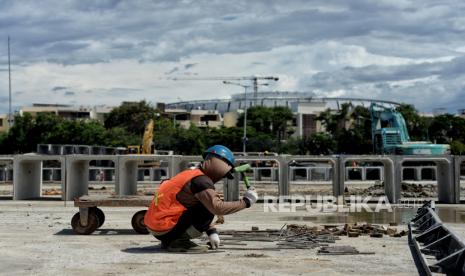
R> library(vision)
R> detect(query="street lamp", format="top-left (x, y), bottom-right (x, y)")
top-left (223, 81), bottom-right (250, 153)
top-left (223, 81), bottom-right (270, 153)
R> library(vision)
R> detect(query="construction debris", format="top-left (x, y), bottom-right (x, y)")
top-left (244, 253), bottom-right (267, 257)
top-left (220, 223), bottom-right (406, 243)
top-left (43, 189), bottom-right (61, 196)
top-left (318, 246), bottom-right (375, 255)
top-left (88, 186), bottom-right (107, 191)
top-left (400, 182), bottom-right (437, 198)
top-left (214, 223), bottom-right (407, 253)
top-left (370, 232), bottom-right (383, 238)
top-left (244, 253), bottom-right (268, 258)
top-left (285, 223), bottom-right (407, 238)
top-left (349, 182), bottom-right (437, 198)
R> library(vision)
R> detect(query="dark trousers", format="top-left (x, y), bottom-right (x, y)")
top-left (155, 203), bottom-right (214, 244)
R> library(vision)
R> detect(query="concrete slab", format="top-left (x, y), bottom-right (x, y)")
top-left (0, 201), bottom-right (425, 275)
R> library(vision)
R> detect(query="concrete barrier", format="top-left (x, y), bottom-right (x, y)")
top-left (135, 167), bottom-right (168, 182)
top-left (171, 155), bottom-right (203, 175)
top-left (340, 155), bottom-right (396, 202)
top-left (4, 153), bottom-right (463, 203)
top-left (0, 157), bottom-right (14, 186)
top-left (224, 156), bottom-right (283, 200)
top-left (402, 166), bottom-right (437, 181)
top-left (252, 167), bottom-right (279, 181)
top-left (13, 155), bottom-right (66, 200)
top-left (289, 166), bottom-right (332, 181)
top-left (366, 166), bottom-right (384, 181)
top-left (0, 168), bottom-right (4, 182)
top-left (345, 166), bottom-right (363, 181)
top-left (117, 155), bottom-right (176, 196)
top-left (345, 166), bottom-right (384, 181)
top-left (397, 155), bottom-right (456, 204)
top-left (65, 155), bottom-right (118, 200)
top-left (455, 156), bottom-right (465, 200)
top-left (286, 156), bottom-right (339, 196)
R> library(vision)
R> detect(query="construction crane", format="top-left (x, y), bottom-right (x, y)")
top-left (172, 76), bottom-right (279, 105)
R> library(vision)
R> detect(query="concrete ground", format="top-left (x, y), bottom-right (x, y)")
top-left (0, 200), bottom-right (432, 276)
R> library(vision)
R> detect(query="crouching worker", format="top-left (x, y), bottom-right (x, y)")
top-left (144, 145), bottom-right (258, 253)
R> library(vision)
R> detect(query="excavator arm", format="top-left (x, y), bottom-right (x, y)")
top-left (141, 119), bottom-right (154, 154)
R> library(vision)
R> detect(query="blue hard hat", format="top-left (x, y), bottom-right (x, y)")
top-left (203, 145), bottom-right (235, 167)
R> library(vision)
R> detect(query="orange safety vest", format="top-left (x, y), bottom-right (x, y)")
top-left (144, 169), bottom-right (204, 232)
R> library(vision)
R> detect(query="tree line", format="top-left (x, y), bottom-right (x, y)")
top-left (0, 101), bottom-right (464, 155)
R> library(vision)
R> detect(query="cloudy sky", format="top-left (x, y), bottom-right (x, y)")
top-left (1, 0), bottom-right (465, 114)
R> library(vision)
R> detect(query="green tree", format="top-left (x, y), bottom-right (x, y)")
top-left (278, 137), bottom-right (307, 155)
top-left (104, 127), bottom-right (140, 147)
top-left (316, 108), bottom-right (338, 134)
top-left (174, 125), bottom-right (206, 155)
top-left (104, 101), bottom-right (159, 134)
top-left (341, 105), bottom-right (373, 154)
top-left (396, 104), bottom-right (429, 140)
top-left (270, 106), bottom-right (294, 142)
top-left (429, 114), bottom-right (455, 144)
top-left (306, 133), bottom-right (336, 155)
top-left (316, 103), bottom-right (373, 154)
top-left (205, 126), bottom-right (244, 152)
top-left (449, 116), bottom-right (465, 143)
top-left (247, 131), bottom-right (275, 153)
top-left (2, 113), bottom-right (39, 153)
top-left (451, 140), bottom-right (465, 155)
top-left (0, 112), bottom-right (139, 154)
top-left (238, 106), bottom-right (273, 134)
top-left (238, 106), bottom-right (294, 139)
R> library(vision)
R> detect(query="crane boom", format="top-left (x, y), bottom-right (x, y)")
top-left (171, 76), bottom-right (278, 81)
top-left (172, 75), bottom-right (279, 105)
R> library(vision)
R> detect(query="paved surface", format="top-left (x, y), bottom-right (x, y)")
top-left (0, 200), bottom-right (432, 275)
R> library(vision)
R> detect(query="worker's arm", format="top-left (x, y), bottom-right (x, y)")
top-left (190, 175), bottom-right (251, 216)
top-left (195, 189), bottom-right (250, 216)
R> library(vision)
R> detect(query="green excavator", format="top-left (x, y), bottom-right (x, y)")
top-left (370, 103), bottom-right (450, 155)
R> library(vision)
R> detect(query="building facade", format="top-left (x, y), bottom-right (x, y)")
top-left (0, 114), bottom-right (10, 133)
top-left (9, 93), bottom-right (412, 138)
top-left (166, 91), bottom-right (402, 137)
top-left (19, 104), bottom-right (113, 122)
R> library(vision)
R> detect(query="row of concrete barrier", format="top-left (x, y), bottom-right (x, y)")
top-left (37, 144), bottom-right (126, 155)
top-left (2, 154), bottom-right (464, 203)
top-left (1, 165), bottom-right (444, 183)
top-left (36, 144), bottom-right (174, 156)
top-left (227, 155), bottom-right (464, 204)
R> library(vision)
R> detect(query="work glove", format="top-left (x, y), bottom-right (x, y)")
top-left (208, 233), bottom-right (220, 249)
top-left (243, 187), bottom-right (258, 207)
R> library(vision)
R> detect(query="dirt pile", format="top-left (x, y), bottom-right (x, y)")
top-left (346, 182), bottom-right (437, 198)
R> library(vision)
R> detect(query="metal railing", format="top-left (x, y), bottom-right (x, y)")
top-left (408, 201), bottom-right (465, 275)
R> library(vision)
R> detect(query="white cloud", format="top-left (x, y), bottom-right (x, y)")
top-left (0, 0), bottom-right (465, 114)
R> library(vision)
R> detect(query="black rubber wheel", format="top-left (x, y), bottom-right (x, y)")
top-left (91, 207), bottom-right (105, 228)
top-left (71, 211), bottom-right (100, 235)
top-left (131, 210), bottom-right (149, 234)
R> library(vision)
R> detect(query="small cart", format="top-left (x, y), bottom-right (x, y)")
top-left (71, 195), bottom-right (152, 235)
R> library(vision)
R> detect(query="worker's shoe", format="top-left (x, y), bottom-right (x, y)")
top-left (185, 226), bottom-right (202, 239)
top-left (167, 238), bottom-right (208, 253)
top-left (160, 241), bottom-right (169, 250)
